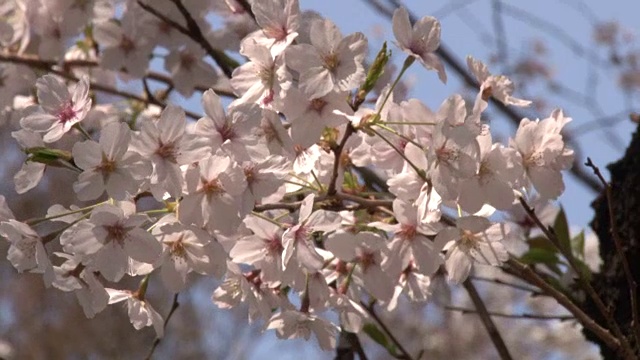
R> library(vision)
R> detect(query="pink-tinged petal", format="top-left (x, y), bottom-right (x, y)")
top-left (529, 166), bottom-right (564, 199)
top-left (125, 228), bottom-right (161, 263)
top-left (178, 193), bottom-right (206, 227)
top-left (363, 265), bottom-right (394, 301)
top-left (324, 232), bottom-right (359, 261)
top-left (414, 16), bottom-right (441, 52)
top-left (93, 21), bottom-right (123, 47)
top-left (420, 53), bottom-right (447, 83)
top-left (43, 125), bottom-right (68, 143)
top-left (484, 178), bottom-right (515, 210)
top-left (100, 122), bottom-right (131, 160)
top-left (458, 178), bottom-right (485, 214)
top-left (445, 248), bottom-right (472, 284)
top-left (392, 7), bottom-right (412, 49)
top-left (73, 171), bottom-right (105, 201)
top-left (60, 223), bottom-right (103, 256)
top-left (412, 236), bottom-right (442, 275)
top-left (456, 216), bottom-right (492, 234)
top-left (230, 237), bottom-right (266, 265)
top-left (298, 193), bottom-right (315, 222)
top-left (310, 19), bottom-right (341, 54)
top-left (14, 162), bottom-right (45, 194)
top-left (72, 140), bottom-right (102, 170)
top-left (105, 171), bottom-right (136, 200)
top-left (106, 288), bottom-right (132, 304)
top-left (307, 210), bottom-right (342, 232)
top-left (281, 226), bottom-right (298, 269)
top-left (296, 240), bottom-right (324, 271)
top-left (161, 257), bottom-right (187, 292)
top-left (202, 89), bottom-right (226, 128)
top-left (299, 66), bottom-right (334, 99)
top-left (158, 105), bottom-right (185, 143)
top-left (285, 43), bottom-right (321, 71)
top-left (95, 244), bottom-right (127, 281)
top-left (20, 111), bottom-right (57, 132)
top-left (36, 75), bottom-right (69, 113)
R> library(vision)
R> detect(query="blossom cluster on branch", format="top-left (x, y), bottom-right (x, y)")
top-left (0, 0), bottom-right (580, 354)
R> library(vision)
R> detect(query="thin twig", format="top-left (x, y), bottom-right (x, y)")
top-left (145, 293), bottom-right (180, 360)
top-left (327, 124), bottom-right (356, 196)
top-left (518, 196), bottom-right (634, 356)
top-left (0, 52), bottom-right (206, 119)
top-left (469, 275), bottom-right (542, 295)
top-left (362, 301), bottom-right (414, 360)
top-left (444, 305), bottom-right (575, 321)
top-left (462, 279), bottom-right (513, 360)
top-left (252, 193), bottom-right (393, 213)
top-left (0, 52), bottom-right (236, 98)
top-left (164, 0), bottom-right (238, 78)
top-left (585, 157), bottom-right (640, 346)
top-left (506, 258), bottom-right (626, 357)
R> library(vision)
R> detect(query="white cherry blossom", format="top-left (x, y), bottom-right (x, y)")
top-left (20, 74), bottom-right (91, 143)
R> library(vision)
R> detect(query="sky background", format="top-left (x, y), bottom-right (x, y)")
top-left (299, 0), bottom-right (640, 230)
top-left (1, 1), bottom-right (639, 358)
top-left (243, 1), bottom-right (640, 358)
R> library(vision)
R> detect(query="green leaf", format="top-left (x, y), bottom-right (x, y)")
top-left (26, 147), bottom-right (73, 167)
top-left (553, 207), bottom-right (571, 253)
top-left (363, 323), bottom-right (399, 357)
top-left (571, 231), bottom-right (586, 259)
top-left (520, 248), bottom-right (560, 265)
top-left (527, 235), bottom-right (557, 253)
top-left (520, 248), bottom-right (563, 275)
top-left (354, 42), bottom-right (391, 108)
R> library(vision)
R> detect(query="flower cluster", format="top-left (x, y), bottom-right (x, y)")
top-left (0, 0), bottom-right (575, 352)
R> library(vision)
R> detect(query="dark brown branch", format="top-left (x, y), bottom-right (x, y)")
top-left (327, 124), bottom-right (356, 196)
top-left (585, 157), bottom-right (640, 346)
top-left (506, 258), bottom-right (627, 357)
top-left (444, 305), bottom-right (574, 321)
top-left (469, 275), bottom-right (542, 295)
top-left (462, 279), bottom-right (513, 360)
top-left (518, 196), bottom-right (633, 356)
top-left (362, 301), bottom-right (414, 360)
top-left (164, 0), bottom-right (238, 78)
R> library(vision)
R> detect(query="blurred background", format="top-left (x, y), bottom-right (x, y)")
top-left (0, 0), bottom-right (639, 358)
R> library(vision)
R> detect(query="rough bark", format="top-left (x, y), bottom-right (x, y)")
top-left (586, 123), bottom-right (640, 359)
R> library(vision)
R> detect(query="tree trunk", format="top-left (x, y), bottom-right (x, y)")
top-left (586, 123), bottom-right (640, 359)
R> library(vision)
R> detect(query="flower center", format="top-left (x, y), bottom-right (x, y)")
top-left (120, 36), bottom-right (136, 55)
top-left (309, 98), bottom-right (327, 114)
top-left (322, 52), bottom-right (340, 71)
top-left (202, 178), bottom-right (223, 196)
top-left (57, 100), bottom-right (77, 124)
top-left (217, 122), bottom-right (236, 142)
top-left (399, 223), bottom-right (417, 241)
top-left (105, 223), bottom-right (127, 246)
top-left (169, 235), bottom-right (187, 258)
top-left (155, 141), bottom-right (177, 163)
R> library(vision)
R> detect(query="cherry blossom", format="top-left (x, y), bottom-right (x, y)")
top-left (72, 122), bottom-right (152, 201)
top-left (392, 7), bottom-right (447, 82)
top-left (107, 288), bottom-right (165, 338)
top-left (285, 18), bottom-right (367, 98)
top-left (266, 310), bottom-right (339, 351)
top-left (435, 216), bottom-right (510, 284)
top-left (0, 0), bottom-right (588, 355)
top-left (60, 204), bottom-right (161, 282)
top-left (20, 74), bottom-right (91, 143)
top-left (511, 109), bottom-right (574, 199)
